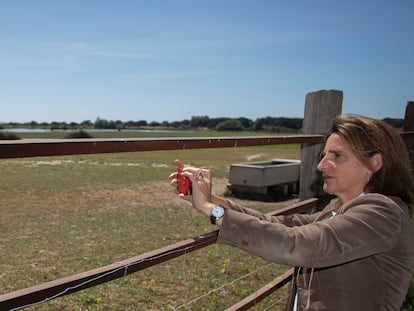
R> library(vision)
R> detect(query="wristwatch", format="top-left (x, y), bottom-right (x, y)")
top-left (210, 205), bottom-right (225, 224)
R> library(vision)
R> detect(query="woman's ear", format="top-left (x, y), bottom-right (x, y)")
top-left (370, 153), bottom-right (384, 173)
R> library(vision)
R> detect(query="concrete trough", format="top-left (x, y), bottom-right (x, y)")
top-left (228, 159), bottom-right (301, 199)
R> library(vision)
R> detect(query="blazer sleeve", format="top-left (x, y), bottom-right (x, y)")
top-left (218, 194), bottom-right (403, 268)
top-left (228, 199), bottom-right (323, 227)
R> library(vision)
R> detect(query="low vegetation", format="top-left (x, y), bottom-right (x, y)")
top-left (0, 131), bottom-right (20, 140)
top-left (0, 144), bottom-right (300, 310)
top-left (64, 130), bottom-right (93, 139)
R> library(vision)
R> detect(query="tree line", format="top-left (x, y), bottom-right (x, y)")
top-left (1, 116), bottom-right (404, 133)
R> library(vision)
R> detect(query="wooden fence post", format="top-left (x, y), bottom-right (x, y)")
top-left (403, 101), bottom-right (414, 173)
top-left (299, 90), bottom-right (343, 201)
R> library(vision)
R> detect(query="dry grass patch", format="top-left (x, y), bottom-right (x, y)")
top-left (0, 146), bottom-right (298, 310)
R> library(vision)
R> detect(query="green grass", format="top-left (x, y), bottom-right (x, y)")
top-left (0, 145), bottom-right (299, 310)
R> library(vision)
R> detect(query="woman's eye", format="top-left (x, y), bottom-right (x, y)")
top-left (320, 151), bottom-right (344, 162)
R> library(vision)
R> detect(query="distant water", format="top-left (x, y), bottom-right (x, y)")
top-left (5, 128), bottom-right (50, 133)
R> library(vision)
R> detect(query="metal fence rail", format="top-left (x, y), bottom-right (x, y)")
top-left (0, 135), bottom-right (323, 158)
top-left (0, 197), bottom-right (320, 310)
top-left (1, 131), bottom-right (412, 310)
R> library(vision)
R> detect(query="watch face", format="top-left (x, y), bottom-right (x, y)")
top-left (212, 205), bottom-right (225, 218)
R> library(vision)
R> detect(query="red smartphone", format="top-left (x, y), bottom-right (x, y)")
top-left (177, 168), bottom-right (191, 195)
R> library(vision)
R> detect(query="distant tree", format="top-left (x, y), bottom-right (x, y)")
top-left (137, 120), bottom-right (148, 127)
top-left (170, 121), bottom-right (181, 128)
top-left (215, 119), bottom-right (243, 131)
top-left (253, 118), bottom-right (266, 131)
top-left (126, 120), bottom-right (147, 127)
top-left (282, 117), bottom-right (302, 130)
top-left (51, 121), bottom-right (69, 130)
top-left (81, 120), bottom-right (93, 128)
top-left (190, 116), bottom-right (210, 128)
top-left (95, 117), bottom-right (110, 129)
top-left (236, 117), bottom-right (253, 129)
top-left (383, 118), bottom-right (403, 129)
top-left (180, 119), bottom-right (191, 129)
top-left (207, 117), bottom-right (230, 129)
top-left (4, 116), bottom-right (308, 132)
top-left (113, 120), bottom-right (124, 130)
top-left (108, 120), bottom-right (115, 129)
top-left (253, 117), bottom-right (302, 132)
top-left (149, 121), bottom-right (161, 127)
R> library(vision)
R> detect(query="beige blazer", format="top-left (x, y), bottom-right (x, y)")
top-left (217, 194), bottom-right (414, 311)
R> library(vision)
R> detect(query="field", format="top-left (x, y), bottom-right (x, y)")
top-left (0, 133), bottom-right (301, 310)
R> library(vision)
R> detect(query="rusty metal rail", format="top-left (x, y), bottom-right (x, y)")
top-left (0, 231), bottom-right (219, 310)
top-left (0, 194), bottom-right (319, 310)
top-left (1, 131), bottom-right (412, 310)
top-left (225, 268), bottom-right (295, 311)
top-left (0, 135), bottom-right (323, 159)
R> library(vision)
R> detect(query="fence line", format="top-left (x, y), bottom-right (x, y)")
top-left (225, 268), bottom-right (294, 311)
top-left (1, 130), bottom-right (413, 310)
top-left (0, 195), bottom-right (320, 310)
top-left (0, 135), bottom-right (323, 158)
top-left (174, 262), bottom-right (279, 310)
top-left (0, 231), bottom-right (218, 310)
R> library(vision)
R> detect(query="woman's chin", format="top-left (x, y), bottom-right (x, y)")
top-left (323, 185), bottom-right (334, 195)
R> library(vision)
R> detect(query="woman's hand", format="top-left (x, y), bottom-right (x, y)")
top-left (169, 159), bottom-right (214, 218)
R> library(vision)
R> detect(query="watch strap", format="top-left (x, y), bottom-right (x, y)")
top-left (210, 214), bottom-right (218, 225)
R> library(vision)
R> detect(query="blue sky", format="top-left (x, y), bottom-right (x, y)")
top-left (0, 0), bottom-right (413, 123)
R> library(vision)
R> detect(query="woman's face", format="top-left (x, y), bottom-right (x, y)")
top-left (317, 133), bottom-right (373, 203)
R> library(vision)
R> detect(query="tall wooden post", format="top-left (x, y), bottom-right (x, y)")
top-left (403, 101), bottom-right (414, 173)
top-left (299, 90), bottom-right (343, 201)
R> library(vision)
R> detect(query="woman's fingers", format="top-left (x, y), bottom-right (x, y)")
top-left (170, 160), bottom-right (212, 205)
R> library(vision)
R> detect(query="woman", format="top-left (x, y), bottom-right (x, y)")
top-left (170, 115), bottom-right (414, 310)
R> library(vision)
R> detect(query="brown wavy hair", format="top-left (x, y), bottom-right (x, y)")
top-left (326, 114), bottom-right (414, 217)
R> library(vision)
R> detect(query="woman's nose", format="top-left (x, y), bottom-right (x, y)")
top-left (317, 156), bottom-right (327, 172)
